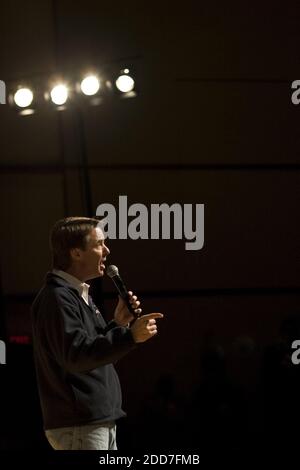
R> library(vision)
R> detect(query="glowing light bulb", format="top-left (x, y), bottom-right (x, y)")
top-left (14, 88), bottom-right (33, 108)
top-left (50, 84), bottom-right (68, 105)
top-left (115, 75), bottom-right (135, 93)
top-left (80, 75), bottom-right (100, 96)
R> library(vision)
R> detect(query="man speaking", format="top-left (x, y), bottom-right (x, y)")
top-left (31, 217), bottom-right (163, 450)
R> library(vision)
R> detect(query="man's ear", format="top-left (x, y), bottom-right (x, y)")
top-left (70, 247), bottom-right (82, 261)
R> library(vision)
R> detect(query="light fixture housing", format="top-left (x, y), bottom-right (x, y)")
top-left (8, 65), bottom-right (139, 115)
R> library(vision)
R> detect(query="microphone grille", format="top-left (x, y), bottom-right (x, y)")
top-left (107, 265), bottom-right (119, 278)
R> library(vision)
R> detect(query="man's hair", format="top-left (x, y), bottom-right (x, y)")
top-left (50, 217), bottom-right (100, 270)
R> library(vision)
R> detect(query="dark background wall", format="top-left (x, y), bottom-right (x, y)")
top-left (0, 0), bottom-right (300, 455)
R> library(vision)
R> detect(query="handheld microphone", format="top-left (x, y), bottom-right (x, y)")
top-left (106, 265), bottom-right (139, 317)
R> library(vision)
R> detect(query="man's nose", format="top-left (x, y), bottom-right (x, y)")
top-left (104, 244), bottom-right (110, 256)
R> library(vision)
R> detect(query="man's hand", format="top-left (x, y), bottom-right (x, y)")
top-left (130, 312), bottom-right (164, 343)
top-left (114, 291), bottom-right (142, 327)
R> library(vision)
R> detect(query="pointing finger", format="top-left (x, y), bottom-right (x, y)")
top-left (141, 313), bottom-right (164, 321)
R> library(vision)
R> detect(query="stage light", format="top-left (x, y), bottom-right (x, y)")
top-left (80, 75), bottom-right (100, 96)
top-left (9, 64), bottom-right (139, 116)
top-left (14, 88), bottom-right (33, 108)
top-left (115, 70), bottom-right (135, 93)
top-left (50, 84), bottom-right (68, 105)
top-left (10, 87), bottom-right (36, 115)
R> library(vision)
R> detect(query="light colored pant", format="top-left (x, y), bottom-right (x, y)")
top-left (45, 421), bottom-right (117, 450)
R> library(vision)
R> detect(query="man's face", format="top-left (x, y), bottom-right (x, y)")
top-left (74, 227), bottom-right (110, 281)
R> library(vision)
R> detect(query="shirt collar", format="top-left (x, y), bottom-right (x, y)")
top-left (52, 269), bottom-right (90, 305)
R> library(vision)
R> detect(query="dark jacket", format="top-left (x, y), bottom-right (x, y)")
top-left (31, 272), bottom-right (136, 430)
